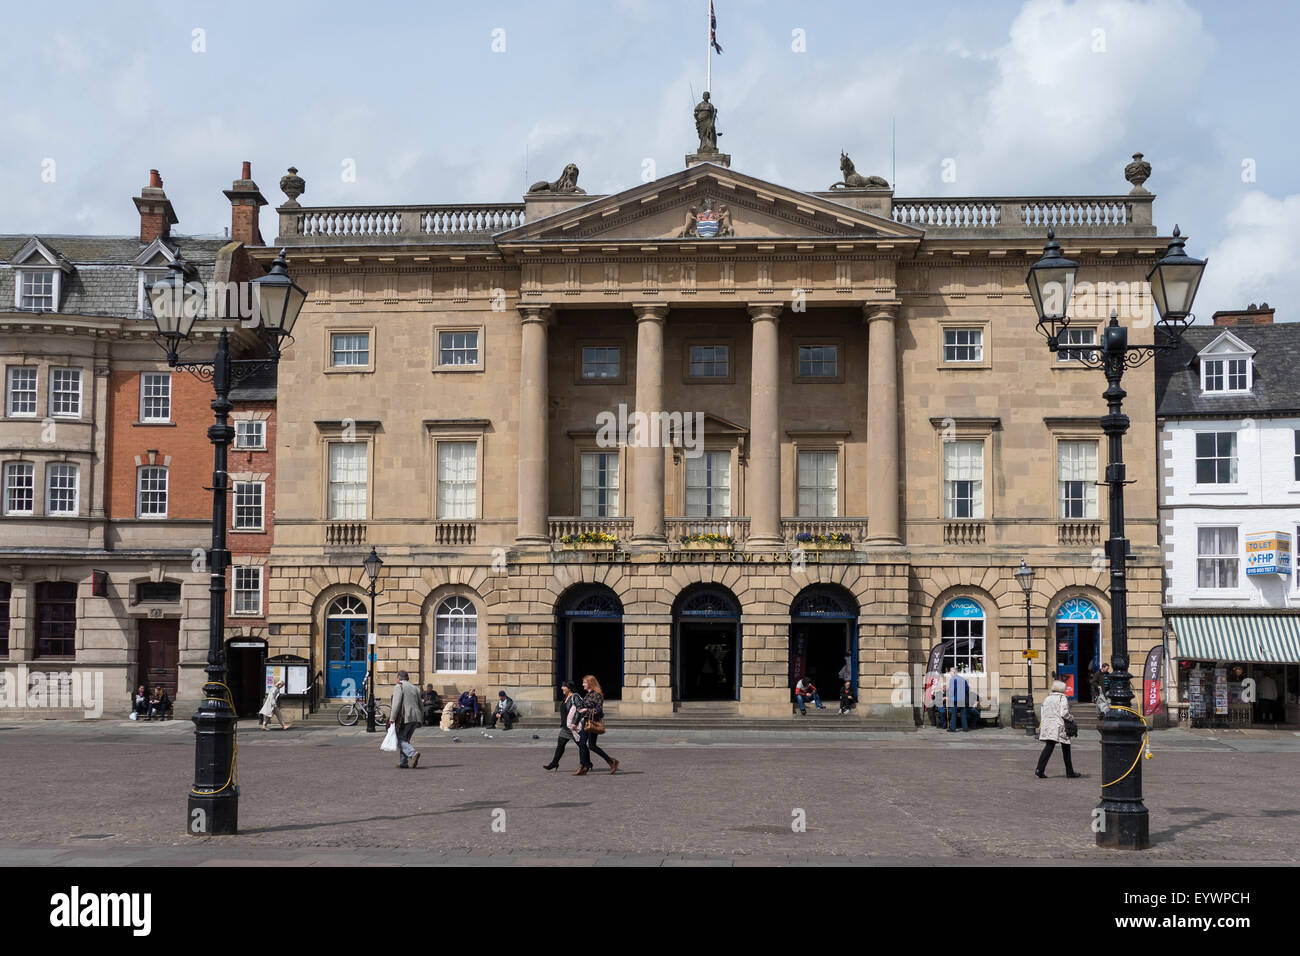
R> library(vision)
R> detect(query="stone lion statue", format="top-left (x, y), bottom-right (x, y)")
top-left (829, 153), bottom-right (889, 189)
top-left (528, 163), bottom-right (585, 194)
top-left (716, 203), bottom-right (734, 237)
top-left (668, 206), bottom-right (698, 238)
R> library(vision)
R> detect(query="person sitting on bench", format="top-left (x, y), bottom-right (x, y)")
top-left (455, 688), bottom-right (480, 726)
top-left (421, 684), bottom-right (442, 725)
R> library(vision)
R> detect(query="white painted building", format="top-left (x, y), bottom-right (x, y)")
top-left (1156, 305), bottom-right (1300, 726)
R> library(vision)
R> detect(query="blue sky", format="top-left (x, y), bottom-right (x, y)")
top-left (3, 0), bottom-right (1298, 316)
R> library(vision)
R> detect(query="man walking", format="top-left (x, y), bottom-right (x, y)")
top-left (947, 668), bottom-right (970, 732)
top-left (390, 669), bottom-right (422, 769)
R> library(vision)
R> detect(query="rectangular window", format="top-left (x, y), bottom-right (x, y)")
top-left (234, 420), bottom-right (266, 450)
top-left (1057, 328), bottom-right (1097, 363)
top-left (438, 330), bottom-right (480, 367)
top-left (140, 373), bottom-right (171, 422)
top-left (688, 344), bottom-right (729, 379)
top-left (232, 481), bottom-right (264, 530)
top-left (35, 582), bottom-right (77, 658)
top-left (50, 368), bottom-right (81, 417)
top-left (943, 329), bottom-right (983, 363)
top-left (1203, 359), bottom-right (1224, 392)
top-left (46, 464), bottom-right (79, 516)
top-left (1058, 440), bottom-right (1099, 519)
top-left (232, 566), bottom-right (262, 616)
top-left (797, 451), bottom-right (838, 517)
top-left (20, 271), bottom-right (55, 311)
top-left (330, 332), bottom-right (370, 367)
top-left (0, 581), bottom-right (10, 657)
top-left (436, 441), bottom-right (477, 519)
top-left (1226, 358), bottom-right (1248, 391)
top-left (580, 346), bottom-right (620, 381)
top-left (685, 451), bottom-right (731, 517)
top-left (4, 462), bottom-right (35, 515)
top-left (137, 466), bottom-right (168, 518)
top-left (797, 345), bottom-right (839, 378)
top-left (7, 367), bottom-right (37, 417)
top-left (944, 441), bottom-right (984, 519)
top-left (1195, 432), bottom-right (1238, 484)
top-left (580, 452), bottom-right (620, 517)
top-left (1197, 527), bottom-right (1239, 589)
top-left (327, 443), bottom-right (367, 520)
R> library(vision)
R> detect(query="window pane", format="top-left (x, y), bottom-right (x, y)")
top-left (439, 330), bottom-right (479, 366)
top-left (437, 441), bottom-right (477, 519)
top-left (50, 368), bottom-right (81, 416)
top-left (331, 333), bottom-right (370, 366)
top-left (233, 482), bottom-right (263, 529)
top-left (944, 441), bottom-right (983, 518)
top-left (798, 345), bottom-right (838, 378)
top-left (46, 464), bottom-right (78, 515)
top-left (581, 346), bottom-right (619, 380)
top-left (141, 373), bottom-right (171, 421)
top-left (20, 271), bottom-right (55, 311)
top-left (689, 345), bottom-right (729, 378)
top-left (234, 420), bottom-right (265, 448)
top-left (328, 443), bottom-right (367, 519)
top-left (797, 451), bottom-right (838, 517)
top-left (5, 462), bottom-right (35, 514)
top-left (685, 451), bottom-right (731, 517)
top-left (35, 581), bottom-right (76, 657)
top-left (943, 329), bottom-right (983, 362)
top-left (138, 467), bottom-right (168, 516)
top-left (435, 596), bottom-right (477, 671)
top-left (7, 368), bottom-right (37, 416)
top-left (580, 452), bottom-right (619, 517)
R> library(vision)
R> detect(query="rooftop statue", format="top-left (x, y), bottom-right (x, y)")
top-left (528, 163), bottom-right (586, 195)
top-left (829, 153), bottom-right (889, 190)
top-left (694, 92), bottom-right (720, 153)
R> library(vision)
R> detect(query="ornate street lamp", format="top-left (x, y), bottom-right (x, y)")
top-left (1027, 227), bottom-right (1205, 850)
top-left (149, 249), bottom-right (304, 836)
top-left (1025, 230), bottom-right (1079, 351)
top-left (1014, 559), bottom-right (1037, 738)
top-left (362, 547), bottom-right (384, 733)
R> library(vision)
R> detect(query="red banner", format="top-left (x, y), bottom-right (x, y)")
top-left (1142, 645), bottom-right (1165, 717)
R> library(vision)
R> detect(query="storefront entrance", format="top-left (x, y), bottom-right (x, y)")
top-left (226, 638), bottom-right (267, 716)
top-left (674, 586), bottom-right (741, 702)
top-left (325, 596), bottom-right (368, 698)
top-left (1055, 599), bottom-right (1102, 701)
top-left (558, 586), bottom-right (623, 700)
top-left (137, 618), bottom-right (179, 700)
top-left (790, 586), bottom-right (859, 701)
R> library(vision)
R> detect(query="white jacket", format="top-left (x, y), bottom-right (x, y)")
top-left (1038, 692), bottom-right (1073, 744)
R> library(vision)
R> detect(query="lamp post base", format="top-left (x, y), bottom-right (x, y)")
top-left (188, 791), bottom-right (239, 836)
top-left (1095, 801), bottom-right (1150, 849)
top-left (1095, 700), bottom-right (1150, 849)
top-left (187, 679), bottom-right (239, 836)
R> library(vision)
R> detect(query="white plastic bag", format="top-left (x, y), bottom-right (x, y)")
top-left (380, 723), bottom-right (398, 752)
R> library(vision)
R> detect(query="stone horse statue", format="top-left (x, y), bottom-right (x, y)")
top-left (528, 163), bottom-right (586, 194)
top-left (829, 153), bottom-right (889, 189)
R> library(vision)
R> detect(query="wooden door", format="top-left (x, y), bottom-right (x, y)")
top-left (138, 619), bottom-right (180, 699)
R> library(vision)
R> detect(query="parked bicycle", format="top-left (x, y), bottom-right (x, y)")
top-left (337, 695), bottom-right (390, 727)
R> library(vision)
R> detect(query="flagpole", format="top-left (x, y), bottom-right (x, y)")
top-left (706, 0), bottom-right (711, 93)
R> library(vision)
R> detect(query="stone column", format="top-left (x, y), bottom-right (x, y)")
top-left (865, 302), bottom-right (902, 545)
top-left (630, 304), bottom-right (668, 546)
top-left (747, 304), bottom-right (783, 549)
top-left (515, 306), bottom-right (552, 547)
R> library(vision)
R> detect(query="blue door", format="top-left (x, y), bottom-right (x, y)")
top-left (1056, 623), bottom-right (1079, 700)
top-left (326, 607), bottom-right (368, 698)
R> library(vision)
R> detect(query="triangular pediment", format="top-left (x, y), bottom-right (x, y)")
top-left (10, 237), bottom-right (72, 270)
top-left (133, 238), bottom-right (179, 268)
top-left (496, 164), bottom-right (922, 245)
top-left (1197, 330), bottom-right (1255, 358)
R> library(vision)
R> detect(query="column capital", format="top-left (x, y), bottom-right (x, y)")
top-left (517, 305), bottom-right (554, 325)
top-left (862, 300), bottom-right (902, 322)
top-left (747, 303), bottom-right (782, 323)
top-left (632, 303), bottom-right (669, 322)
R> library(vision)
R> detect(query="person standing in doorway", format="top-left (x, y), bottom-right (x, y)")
top-left (390, 670), bottom-right (422, 769)
top-left (1257, 671), bottom-right (1280, 723)
top-left (543, 680), bottom-right (582, 771)
top-left (1036, 680), bottom-right (1081, 778)
top-left (574, 674), bottom-right (618, 775)
top-left (947, 669), bottom-right (970, 732)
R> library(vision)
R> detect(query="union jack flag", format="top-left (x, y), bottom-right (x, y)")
top-left (710, 1), bottom-right (723, 54)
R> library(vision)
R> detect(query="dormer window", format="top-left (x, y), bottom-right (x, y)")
top-left (1197, 330), bottom-right (1255, 394)
top-left (10, 238), bottom-right (71, 313)
top-left (20, 271), bottom-right (56, 311)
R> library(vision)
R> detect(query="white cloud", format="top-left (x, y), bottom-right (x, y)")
top-left (1197, 192), bottom-right (1300, 321)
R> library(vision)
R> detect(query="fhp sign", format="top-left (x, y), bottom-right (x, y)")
top-left (1245, 532), bottom-right (1292, 576)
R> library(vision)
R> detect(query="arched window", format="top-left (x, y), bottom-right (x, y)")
top-left (940, 598), bottom-right (985, 674)
top-left (1056, 598), bottom-right (1100, 621)
top-left (435, 596), bottom-right (477, 673)
top-left (328, 595), bottom-right (367, 618)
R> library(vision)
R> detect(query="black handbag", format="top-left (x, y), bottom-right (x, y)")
top-left (1063, 716), bottom-right (1079, 738)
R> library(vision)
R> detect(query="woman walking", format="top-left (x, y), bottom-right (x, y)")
top-left (259, 679), bottom-right (290, 730)
top-left (1035, 680), bottom-right (1081, 778)
top-left (573, 674), bottom-right (619, 776)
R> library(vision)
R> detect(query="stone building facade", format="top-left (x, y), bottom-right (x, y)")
top-left (0, 166), bottom-right (273, 717)
top-left (263, 151), bottom-right (1168, 722)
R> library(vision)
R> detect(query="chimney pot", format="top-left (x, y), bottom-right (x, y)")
top-left (241, 161), bottom-right (252, 179)
top-left (149, 169), bottom-right (162, 188)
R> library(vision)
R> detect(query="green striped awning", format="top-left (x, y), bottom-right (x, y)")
top-left (1170, 614), bottom-right (1300, 664)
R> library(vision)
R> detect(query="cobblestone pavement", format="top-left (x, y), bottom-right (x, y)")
top-left (1, 720), bottom-right (1297, 865)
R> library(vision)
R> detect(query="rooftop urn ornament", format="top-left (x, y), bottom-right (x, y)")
top-left (1124, 152), bottom-right (1151, 194)
top-left (694, 91), bottom-right (720, 153)
top-left (279, 166), bottom-right (305, 204)
top-left (527, 163), bottom-right (585, 194)
top-left (830, 152), bottom-right (890, 189)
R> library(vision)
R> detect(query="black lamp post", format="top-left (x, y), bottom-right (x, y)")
top-left (1026, 227), bottom-right (1205, 849)
top-left (1014, 559), bottom-right (1037, 737)
top-left (150, 250), bottom-right (304, 836)
top-left (362, 547), bottom-right (384, 732)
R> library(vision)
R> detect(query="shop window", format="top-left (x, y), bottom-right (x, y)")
top-left (940, 598), bottom-right (985, 674)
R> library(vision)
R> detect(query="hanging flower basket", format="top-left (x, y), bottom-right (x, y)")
top-left (558, 532), bottom-right (619, 550)
top-left (680, 533), bottom-right (734, 550)
top-left (794, 531), bottom-right (853, 550)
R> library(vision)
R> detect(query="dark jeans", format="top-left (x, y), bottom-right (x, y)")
top-left (1036, 740), bottom-right (1075, 775)
top-left (548, 734), bottom-right (574, 767)
top-left (490, 710), bottom-right (513, 729)
top-left (795, 692), bottom-right (822, 713)
top-left (948, 703), bottom-right (969, 731)
top-left (577, 730), bottom-right (613, 768)
top-left (396, 722), bottom-right (418, 766)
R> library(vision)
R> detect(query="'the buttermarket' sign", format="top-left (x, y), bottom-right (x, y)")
top-left (1245, 532), bottom-right (1292, 576)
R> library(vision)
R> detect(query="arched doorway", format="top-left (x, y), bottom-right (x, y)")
top-left (1055, 597), bottom-right (1102, 702)
top-left (557, 586), bottom-right (624, 701)
top-left (325, 595), bottom-right (368, 698)
top-left (939, 598), bottom-right (986, 675)
top-left (790, 585), bottom-right (859, 701)
top-left (673, 585), bottom-right (741, 702)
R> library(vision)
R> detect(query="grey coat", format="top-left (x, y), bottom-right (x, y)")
top-left (390, 680), bottom-right (423, 727)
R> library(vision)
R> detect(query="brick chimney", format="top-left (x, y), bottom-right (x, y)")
top-left (1212, 302), bottom-right (1275, 326)
top-left (133, 169), bottom-right (178, 243)
top-left (223, 161), bottom-right (267, 246)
